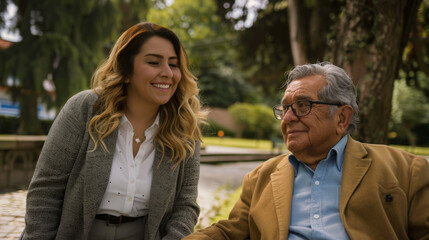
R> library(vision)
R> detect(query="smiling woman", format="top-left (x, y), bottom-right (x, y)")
top-left (21, 22), bottom-right (205, 240)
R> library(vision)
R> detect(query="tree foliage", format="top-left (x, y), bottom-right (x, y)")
top-left (147, 0), bottom-right (259, 107)
top-left (391, 74), bottom-right (429, 146)
top-left (216, 0), bottom-right (426, 144)
top-left (147, 0), bottom-right (234, 72)
top-left (0, 0), bottom-right (153, 134)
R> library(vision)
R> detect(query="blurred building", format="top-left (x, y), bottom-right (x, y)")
top-left (0, 38), bottom-right (56, 119)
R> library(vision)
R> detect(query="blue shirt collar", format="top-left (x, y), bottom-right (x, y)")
top-left (288, 135), bottom-right (349, 175)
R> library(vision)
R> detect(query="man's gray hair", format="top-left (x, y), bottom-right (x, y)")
top-left (285, 62), bottom-right (359, 135)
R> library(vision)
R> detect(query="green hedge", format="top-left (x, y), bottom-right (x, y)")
top-left (0, 116), bottom-right (53, 135)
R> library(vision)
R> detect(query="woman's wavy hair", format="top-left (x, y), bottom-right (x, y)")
top-left (88, 22), bottom-right (205, 164)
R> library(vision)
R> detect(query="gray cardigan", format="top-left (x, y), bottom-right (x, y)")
top-left (22, 90), bottom-right (200, 240)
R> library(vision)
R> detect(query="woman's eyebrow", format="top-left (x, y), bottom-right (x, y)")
top-left (144, 53), bottom-right (178, 60)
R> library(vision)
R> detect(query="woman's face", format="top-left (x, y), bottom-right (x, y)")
top-left (126, 36), bottom-right (181, 109)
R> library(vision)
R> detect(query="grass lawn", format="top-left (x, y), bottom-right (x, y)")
top-left (202, 136), bottom-right (429, 156)
top-left (390, 145), bottom-right (429, 156)
top-left (202, 137), bottom-right (285, 150)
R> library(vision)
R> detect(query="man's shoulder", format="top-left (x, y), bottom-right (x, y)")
top-left (248, 153), bottom-right (290, 176)
top-left (348, 137), bottom-right (427, 166)
top-left (362, 141), bottom-right (421, 158)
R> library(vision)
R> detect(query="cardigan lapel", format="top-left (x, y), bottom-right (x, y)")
top-left (270, 158), bottom-right (295, 240)
top-left (147, 148), bottom-right (179, 240)
top-left (339, 136), bottom-right (371, 216)
top-left (83, 130), bottom-right (118, 231)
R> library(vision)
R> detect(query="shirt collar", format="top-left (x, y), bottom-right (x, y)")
top-left (288, 135), bottom-right (349, 175)
top-left (120, 113), bottom-right (160, 131)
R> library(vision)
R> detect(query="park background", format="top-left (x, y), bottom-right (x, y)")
top-left (1, 0), bottom-right (429, 237)
top-left (2, 0), bottom-right (429, 147)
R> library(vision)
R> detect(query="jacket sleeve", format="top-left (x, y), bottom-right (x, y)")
top-left (182, 168), bottom-right (253, 240)
top-left (408, 156), bottom-right (429, 239)
top-left (161, 141), bottom-right (201, 240)
top-left (22, 91), bottom-right (92, 239)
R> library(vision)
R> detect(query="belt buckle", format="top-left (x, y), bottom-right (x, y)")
top-left (105, 215), bottom-right (123, 226)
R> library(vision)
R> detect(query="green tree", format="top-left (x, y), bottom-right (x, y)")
top-left (147, 0), bottom-right (234, 72)
top-left (146, 0), bottom-right (261, 107)
top-left (216, 0), bottom-right (425, 144)
top-left (391, 74), bottom-right (429, 147)
top-left (198, 66), bottom-right (259, 108)
top-left (331, 0), bottom-right (422, 144)
top-left (0, 0), bottom-right (122, 134)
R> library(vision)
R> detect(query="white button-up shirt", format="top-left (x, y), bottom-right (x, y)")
top-left (97, 114), bottom-right (159, 217)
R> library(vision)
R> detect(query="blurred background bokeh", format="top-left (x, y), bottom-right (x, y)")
top-left (1, 0), bottom-right (429, 147)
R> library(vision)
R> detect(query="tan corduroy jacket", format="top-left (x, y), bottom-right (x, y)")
top-left (185, 136), bottom-right (429, 240)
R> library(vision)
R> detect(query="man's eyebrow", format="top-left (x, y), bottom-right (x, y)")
top-left (281, 95), bottom-right (312, 104)
top-left (144, 53), bottom-right (178, 60)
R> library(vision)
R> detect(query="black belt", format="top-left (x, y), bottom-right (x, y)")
top-left (95, 214), bottom-right (143, 225)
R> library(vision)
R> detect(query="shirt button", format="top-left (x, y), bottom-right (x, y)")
top-left (315, 180), bottom-right (320, 186)
top-left (130, 164), bottom-right (135, 168)
top-left (130, 179), bottom-right (135, 184)
top-left (128, 197), bottom-right (132, 202)
top-left (313, 214), bottom-right (320, 219)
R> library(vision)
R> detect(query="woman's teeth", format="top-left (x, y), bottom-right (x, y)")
top-left (153, 84), bottom-right (170, 89)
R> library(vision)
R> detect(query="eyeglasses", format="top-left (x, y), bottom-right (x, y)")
top-left (272, 100), bottom-right (344, 120)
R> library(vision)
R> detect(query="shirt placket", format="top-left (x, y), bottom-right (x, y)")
top-left (123, 127), bottom-right (136, 214)
top-left (310, 162), bottom-right (326, 234)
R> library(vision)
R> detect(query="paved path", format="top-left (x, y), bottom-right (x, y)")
top-left (0, 145), bottom-right (272, 239)
top-left (0, 190), bottom-right (26, 239)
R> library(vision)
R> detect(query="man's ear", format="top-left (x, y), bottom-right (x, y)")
top-left (336, 105), bottom-right (353, 135)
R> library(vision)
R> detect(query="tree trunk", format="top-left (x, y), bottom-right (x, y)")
top-left (17, 88), bottom-right (43, 135)
top-left (288, 0), bottom-right (308, 65)
top-left (288, 0), bottom-right (343, 65)
top-left (331, 0), bottom-right (421, 144)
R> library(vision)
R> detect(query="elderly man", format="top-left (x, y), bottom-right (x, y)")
top-left (185, 62), bottom-right (429, 239)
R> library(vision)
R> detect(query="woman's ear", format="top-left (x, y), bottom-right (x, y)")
top-left (336, 105), bottom-right (353, 135)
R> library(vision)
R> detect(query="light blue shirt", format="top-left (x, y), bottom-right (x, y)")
top-left (287, 135), bottom-right (350, 240)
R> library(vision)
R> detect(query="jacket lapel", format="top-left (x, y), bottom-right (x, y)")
top-left (147, 148), bottom-right (178, 240)
top-left (270, 158), bottom-right (295, 240)
top-left (339, 136), bottom-right (371, 216)
top-left (83, 130), bottom-right (118, 231)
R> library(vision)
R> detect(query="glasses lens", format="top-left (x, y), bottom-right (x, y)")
top-left (293, 101), bottom-right (311, 116)
top-left (273, 105), bottom-right (283, 120)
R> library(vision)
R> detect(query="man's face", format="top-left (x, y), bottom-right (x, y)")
top-left (280, 75), bottom-right (342, 159)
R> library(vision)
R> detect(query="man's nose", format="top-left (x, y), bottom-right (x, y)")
top-left (283, 107), bottom-right (298, 122)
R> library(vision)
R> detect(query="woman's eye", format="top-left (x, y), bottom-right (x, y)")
top-left (169, 63), bottom-right (178, 68)
top-left (148, 61), bottom-right (159, 65)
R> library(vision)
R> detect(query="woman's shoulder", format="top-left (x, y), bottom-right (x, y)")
top-left (68, 89), bottom-right (98, 104)
top-left (60, 89), bottom-right (99, 117)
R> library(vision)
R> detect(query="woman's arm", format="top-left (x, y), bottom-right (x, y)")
top-left (23, 91), bottom-right (93, 239)
top-left (161, 141), bottom-right (201, 239)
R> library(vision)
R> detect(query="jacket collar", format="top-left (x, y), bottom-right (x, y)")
top-left (339, 136), bottom-right (371, 216)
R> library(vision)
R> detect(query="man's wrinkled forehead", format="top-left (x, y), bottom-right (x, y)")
top-left (282, 75), bottom-right (326, 103)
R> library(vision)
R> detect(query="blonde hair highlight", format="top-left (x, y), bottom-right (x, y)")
top-left (88, 22), bottom-right (205, 165)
